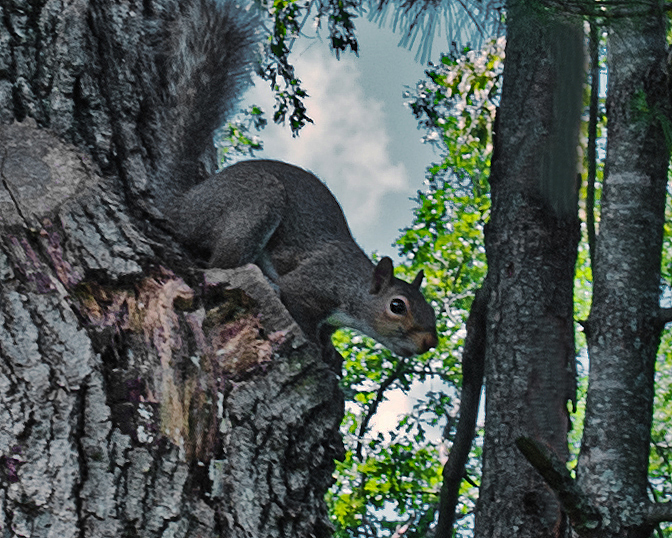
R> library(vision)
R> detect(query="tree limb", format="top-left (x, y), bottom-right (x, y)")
top-left (355, 357), bottom-right (407, 460)
top-left (657, 307), bottom-right (672, 327)
top-left (647, 502), bottom-right (672, 525)
top-left (516, 437), bottom-right (603, 533)
top-left (434, 281), bottom-right (489, 538)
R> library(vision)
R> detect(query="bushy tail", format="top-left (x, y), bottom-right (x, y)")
top-left (149, 0), bottom-right (258, 210)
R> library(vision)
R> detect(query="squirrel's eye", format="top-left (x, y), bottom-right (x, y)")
top-left (390, 298), bottom-right (407, 315)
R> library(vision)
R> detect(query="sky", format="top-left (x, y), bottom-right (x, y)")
top-left (240, 16), bottom-right (440, 258)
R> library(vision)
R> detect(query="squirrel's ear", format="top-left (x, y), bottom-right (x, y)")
top-left (411, 270), bottom-right (424, 289)
top-left (370, 257), bottom-right (394, 294)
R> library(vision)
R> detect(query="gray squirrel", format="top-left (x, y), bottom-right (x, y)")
top-left (161, 0), bottom-right (437, 356)
top-left (172, 160), bottom-right (438, 356)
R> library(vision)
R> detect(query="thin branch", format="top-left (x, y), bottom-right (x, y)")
top-left (355, 358), bottom-right (407, 460)
top-left (516, 437), bottom-right (603, 533)
top-left (586, 21), bottom-right (599, 273)
top-left (657, 307), bottom-right (672, 327)
top-left (288, 0), bottom-right (315, 53)
top-left (648, 502), bottom-right (672, 525)
top-left (434, 281), bottom-right (489, 538)
top-left (543, 0), bottom-right (663, 18)
top-left (647, 484), bottom-right (666, 538)
top-left (454, 0), bottom-right (486, 39)
top-left (463, 474), bottom-right (478, 488)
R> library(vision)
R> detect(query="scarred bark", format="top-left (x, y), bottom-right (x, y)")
top-left (0, 2), bottom-right (343, 537)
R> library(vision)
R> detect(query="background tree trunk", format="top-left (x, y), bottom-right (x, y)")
top-left (0, 2), bottom-right (343, 537)
top-left (474, 2), bottom-right (583, 536)
top-left (578, 6), bottom-right (670, 537)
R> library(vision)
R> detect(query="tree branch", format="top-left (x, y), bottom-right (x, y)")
top-left (542, 0), bottom-right (662, 18)
top-left (434, 281), bottom-right (489, 538)
top-left (657, 307), bottom-right (672, 327)
top-left (355, 357), bottom-right (407, 460)
top-left (648, 502), bottom-right (672, 525)
top-left (586, 20), bottom-right (599, 273)
top-left (515, 437), bottom-right (603, 533)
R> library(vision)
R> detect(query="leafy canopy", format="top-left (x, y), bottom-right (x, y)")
top-left (254, 0), bottom-right (503, 135)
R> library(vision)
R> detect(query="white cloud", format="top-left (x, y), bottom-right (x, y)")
top-left (243, 43), bottom-right (410, 236)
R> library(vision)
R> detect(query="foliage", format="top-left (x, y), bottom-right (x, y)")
top-left (567, 58), bottom-right (606, 468)
top-left (254, 0), bottom-right (503, 135)
top-left (327, 38), bottom-right (502, 537)
top-left (251, 4), bottom-right (672, 533)
top-left (216, 105), bottom-right (267, 163)
top-left (255, 0), bottom-right (359, 134)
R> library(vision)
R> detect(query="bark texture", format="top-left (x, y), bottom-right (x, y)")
top-left (0, 2), bottom-right (343, 537)
top-left (474, 2), bottom-right (583, 536)
top-left (578, 6), bottom-right (670, 537)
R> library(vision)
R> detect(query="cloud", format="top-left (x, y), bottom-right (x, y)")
top-left (243, 43), bottom-right (410, 235)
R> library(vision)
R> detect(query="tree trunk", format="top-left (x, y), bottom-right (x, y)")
top-left (474, 2), bottom-right (583, 536)
top-left (0, 2), bottom-right (343, 537)
top-left (577, 5), bottom-right (670, 537)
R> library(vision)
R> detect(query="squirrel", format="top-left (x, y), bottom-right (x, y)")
top-left (171, 159), bottom-right (438, 356)
top-left (158, 0), bottom-right (437, 356)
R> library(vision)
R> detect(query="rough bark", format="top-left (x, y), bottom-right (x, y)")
top-left (577, 5), bottom-right (670, 537)
top-left (0, 2), bottom-right (343, 537)
top-left (474, 2), bottom-right (583, 536)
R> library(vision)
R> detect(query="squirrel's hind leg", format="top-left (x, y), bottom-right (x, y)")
top-left (209, 207), bottom-right (283, 272)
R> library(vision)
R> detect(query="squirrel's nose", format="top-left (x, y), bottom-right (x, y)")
top-left (420, 332), bottom-right (438, 353)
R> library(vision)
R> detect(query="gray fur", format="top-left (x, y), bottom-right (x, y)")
top-left (171, 160), bottom-right (438, 356)
top-left (154, 0), bottom-right (258, 209)
top-left (157, 4), bottom-right (437, 355)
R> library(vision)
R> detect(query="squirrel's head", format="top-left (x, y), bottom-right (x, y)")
top-left (365, 257), bottom-right (438, 357)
